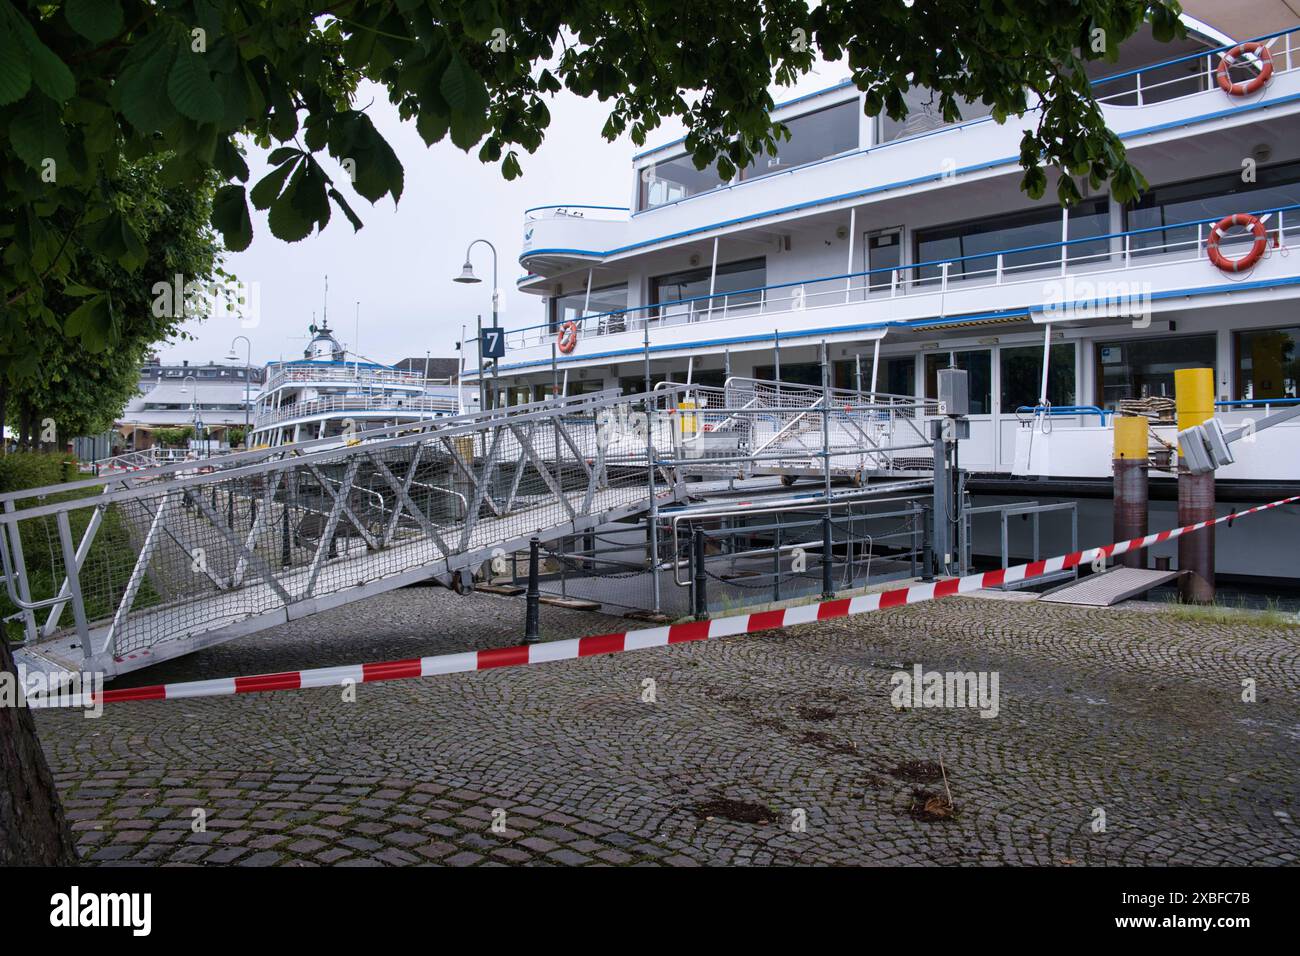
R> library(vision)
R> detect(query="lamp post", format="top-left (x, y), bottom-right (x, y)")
top-left (180, 373), bottom-right (200, 457)
top-left (227, 335), bottom-right (253, 446)
top-left (454, 238), bottom-right (499, 410)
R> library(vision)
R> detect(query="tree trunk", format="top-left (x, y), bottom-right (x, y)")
top-left (0, 638), bottom-right (78, 865)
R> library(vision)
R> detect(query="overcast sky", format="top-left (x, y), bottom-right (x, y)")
top-left (160, 63), bottom-right (840, 369)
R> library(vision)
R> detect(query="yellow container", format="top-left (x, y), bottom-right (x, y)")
top-left (678, 400), bottom-right (698, 436)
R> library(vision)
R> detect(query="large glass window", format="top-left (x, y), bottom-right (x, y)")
top-left (650, 257), bottom-right (766, 322)
top-left (1235, 327), bottom-right (1300, 401)
top-left (924, 350), bottom-right (993, 415)
top-left (549, 283), bottom-right (628, 332)
top-left (1127, 160), bottom-right (1300, 257)
top-left (753, 362), bottom-right (822, 387)
top-left (831, 355), bottom-right (915, 394)
top-left (638, 152), bottom-right (726, 210)
top-left (878, 86), bottom-right (993, 144)
top-left (914, 200), bottom-right (1110, 284)
top-left (1000, 344), bottom-right (1076, 412)
top-left (1094, 335), bottom-right (1216, 409)
top-left (741, 100), bottom-right (859, 181)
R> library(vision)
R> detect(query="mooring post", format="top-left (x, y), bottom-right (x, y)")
top-left (920, 503), bottom-right (934, 582)
top-left (1112, 414), bottom-right (1149, 569)
top-left (1176, 367), bottom-right (1216, 603)
top-left (821, 512), bottom-right (835, 600)
top-left (693, 527), bottom-right (708, 620)
top-left (524, 537), bottom-right (541, 644)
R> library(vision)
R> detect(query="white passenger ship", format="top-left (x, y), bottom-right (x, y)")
top-left (248, 321), bottom-right (463, 448)
top-left (473, 7), bottom-right (1300, 581)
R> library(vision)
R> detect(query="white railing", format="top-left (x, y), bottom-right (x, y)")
top-left (252, 393), bottom-right (459, 429)
top-left (262, 363), bottom-right (427, 394)
top-left (506, 203), bottom-right (1300, 351)
top-left (1094, 28), bottom-right (1298, 108)
top-left (524, 204), bottom-right (629, 223)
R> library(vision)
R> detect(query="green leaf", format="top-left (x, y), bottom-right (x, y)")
top-left (13, 12), bottom-right (75, 103)
top-left (250, 155), bottom-right (297, 209)
top-left (416, 107), bottom-right (448, 146)
top-left (9, 93), bottom-right (67, 172)
top-left (0, 19), bottom-right (31, 105)
top-left (115, 30), bottom-right (178, 133)
top-left (440, 53), bottom-right (489, 115)
top-left (328, 186), bottom-right (364, 232)
top-left (64, 293), bottom-right (112, 351)
top-left (168, 45), bottom-right (223, 124)
top-left (65, 0), bottom-right (124, 44)
top-left (267, 164), bottom-right (314, 242)
top-left (211, 184), bottom-right (253, 251)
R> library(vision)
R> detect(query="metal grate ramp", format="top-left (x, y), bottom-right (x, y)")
top-left (1039, 567), bottom-right (1179, 607)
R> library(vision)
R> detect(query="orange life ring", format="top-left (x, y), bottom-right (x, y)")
top-left (1216, 42), bottom-right (1273, 96)
top-left (1206, 213), bottom-right (1268, 272)
top-left (557, 320), bottom-right (579, 354)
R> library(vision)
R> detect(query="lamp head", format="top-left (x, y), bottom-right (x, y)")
top-left (454, 261), bottom-right (480, 284)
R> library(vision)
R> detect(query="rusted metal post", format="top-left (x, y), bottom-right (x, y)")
top-left (524, 537), bottom-right (541, 644)
top-left (1176, 368), bottom-right (1215, 603)
top-left (1112, 415), bottom-right (1149, 569)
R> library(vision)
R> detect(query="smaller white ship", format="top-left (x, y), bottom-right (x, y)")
top-left (247, 320), bottom-right (463, 448)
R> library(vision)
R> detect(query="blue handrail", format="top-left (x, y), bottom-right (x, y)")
top-left (1216, 397), bottom-right (1300, 407)
top-left (1018, 405), bottom-right (1110, 424)
top-left (507, 199), bottom-right (1299, 339)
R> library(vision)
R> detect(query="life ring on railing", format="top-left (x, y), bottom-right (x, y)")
top-left (1216, 42), bottom-right (1273, 96)
top-left (1206, 213), bottom-right (1268, 272)
top-left (557, 320), bottom-right (579, 354)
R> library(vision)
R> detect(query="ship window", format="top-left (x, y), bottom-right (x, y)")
top-left (740, 99), bottom-right (859, 181)
top-left (565, 379), bottom-right (606, 396)
top-left (1126, 160), bottom-right (1300, 258)
top-left (914, 200), bottom-right (1109, 284)
top-left (831, 355), bottom-right (915, 395)
top-left (877, 86), bottom-right (993, 144)
top-left (638, 152), bottom-right (727, 210)
top-left (1094, 335), bottom-right (1216, 410)
top-left (751, 362), bottom-right (822, 386)
top-left (924, 351), bottom-right (992, 415)
top-left (650, 257), bottom-right (766, 322)
top-left (620, 373), bottom-right (669, 395)
top-left (550, 283), bottom-right (628, 332)
top-left (999, 344), bottom-right (1076, 412)
top-left (1234, 327), bottom-right (1300, 401)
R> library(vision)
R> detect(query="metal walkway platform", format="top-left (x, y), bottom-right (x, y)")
top-left (3, 380), bottom-right (942, 683)
top-left (1039, 567), bottom-right (1180, 606)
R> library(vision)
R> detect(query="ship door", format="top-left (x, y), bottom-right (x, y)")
top-left (865, 228), bottom-right (903, 292)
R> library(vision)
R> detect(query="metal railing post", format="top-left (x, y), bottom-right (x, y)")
top-left (693, 528), bottom-right (709, 620)
top-left (524, 537), bottom-right (541, 644)
top-left (821, 513), bottom-right (835, 600)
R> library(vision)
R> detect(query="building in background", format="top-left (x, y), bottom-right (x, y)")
top-left (116, 355), bottom-right (266, 451)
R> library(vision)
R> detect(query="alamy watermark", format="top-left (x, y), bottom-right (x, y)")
top-left (890, 663), bottom-right (1000, 718)
top-left (1041, 276), bottom-right (1153, 328)
top-left (0, 664), bottom-right (104, 718)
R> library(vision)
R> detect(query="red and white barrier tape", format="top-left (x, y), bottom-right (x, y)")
top-left (27, 495), bottom-right (1299, 708)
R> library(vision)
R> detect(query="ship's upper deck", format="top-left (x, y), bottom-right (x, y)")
top-left (518, 22), bottom-right (1299, 283)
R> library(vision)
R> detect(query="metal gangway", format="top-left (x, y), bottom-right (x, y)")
top-left (3, 382), bottom-right (941, 682)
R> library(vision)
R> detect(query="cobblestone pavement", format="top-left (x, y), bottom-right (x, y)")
top-left (32, 585), bottom-right (1300, 866)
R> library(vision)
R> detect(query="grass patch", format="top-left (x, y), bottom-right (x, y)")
top-left (1159, 594), bottom-right (1298, 629)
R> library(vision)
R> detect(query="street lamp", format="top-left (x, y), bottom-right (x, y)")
top-left (454, 238), bottom-right (498, 411)
top-left (179, 372), bottom-right (201, 457)
top-left (227, 335), bottom-right (253, 446)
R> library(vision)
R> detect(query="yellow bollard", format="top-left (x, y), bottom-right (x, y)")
top-left (1174, 367), bottom-right (1215, 602)
top-left (1112, 415), bottom-right (1149, 569)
